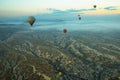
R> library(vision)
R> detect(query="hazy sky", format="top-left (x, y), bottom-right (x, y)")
top-left (0, 0), bottom-right (120, 17)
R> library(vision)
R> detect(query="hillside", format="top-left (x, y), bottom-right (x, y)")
top-left (0, 26), bottom-right (120, 80)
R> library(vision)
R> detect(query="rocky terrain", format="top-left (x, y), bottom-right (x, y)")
top-left (0, 25), bottom-right (120, 80)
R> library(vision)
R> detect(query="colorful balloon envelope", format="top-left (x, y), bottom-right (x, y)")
top-left (93, 5), bottom-right (97, 8)
top-left (63, 29), bottom-right (67, 34)
top-left (58, 72), bottom-right (62, 76)
top-left (27, 16), bottom-right (36, 26)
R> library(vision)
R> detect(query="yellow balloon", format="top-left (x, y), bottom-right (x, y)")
top-left (27, 16), bottom-right (36, 26)
top-left (58, 72), bottom-right (62, 76)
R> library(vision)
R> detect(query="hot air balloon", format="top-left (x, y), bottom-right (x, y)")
top-left (27, 16), bottom-right (36, 26)
top-left (63, 29), bottom-right (67, 34)
top-left (55, 72), bottom-right (62, 80)
top-left (93, 5), bottom-right (97, 8)
top-left (78, 16), bottom-right (81, 20)
top-left (78, 15), bottom-right (81, 20)
top-left (58, 72), bottom-right (62, 76)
